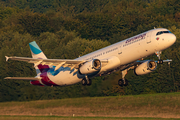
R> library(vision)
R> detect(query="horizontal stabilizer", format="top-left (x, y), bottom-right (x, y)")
top-left (4, 77), bottom-right (40, 81)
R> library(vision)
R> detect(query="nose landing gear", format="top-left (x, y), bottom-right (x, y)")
top-left (155, 51), bottom-right (163, 64)
top-left (155, 51), bottom-right (172, 65)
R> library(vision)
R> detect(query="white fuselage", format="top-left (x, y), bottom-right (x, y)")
top-left (46, 28), bottom-right (176, 86)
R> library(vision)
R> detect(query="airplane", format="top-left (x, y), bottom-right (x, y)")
top-left (5, 28), bottom-right (176, 87)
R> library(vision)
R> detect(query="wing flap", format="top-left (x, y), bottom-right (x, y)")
top-left (4, 77), bottom-right (40, 81)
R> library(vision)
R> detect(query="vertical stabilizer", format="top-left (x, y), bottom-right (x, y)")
top-left (29, 41), bottom-right (49, 74)
top-left (29, 41), bottom-right (47, 59)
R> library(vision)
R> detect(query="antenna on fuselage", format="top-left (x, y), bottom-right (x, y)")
top-left (154, 27), bottom-right (156, 29)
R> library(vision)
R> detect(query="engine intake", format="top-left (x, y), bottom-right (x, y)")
top-left (79, 59), bottom-right (101, 75)
top-left (92, 59), bottom-right (101, 70)
top-left (134, 60), bottom-right (157, 75)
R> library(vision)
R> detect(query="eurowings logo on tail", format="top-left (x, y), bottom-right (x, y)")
top-left (29, 41), bottom-right (47, 59)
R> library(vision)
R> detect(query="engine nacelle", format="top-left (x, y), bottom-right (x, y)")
top-left (79, 59), bottom-right (101, 75)
top-left (134, 60), bottom-right (157, 75)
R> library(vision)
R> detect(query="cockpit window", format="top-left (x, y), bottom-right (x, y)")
top-left (156, 31), bottom-right (171, 36)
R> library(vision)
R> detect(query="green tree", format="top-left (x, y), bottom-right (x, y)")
top-left (18, 12), bottom-right (49, 36)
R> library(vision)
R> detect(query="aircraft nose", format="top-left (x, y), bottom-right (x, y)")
top-left (170, 34), bottom-right (176, 44)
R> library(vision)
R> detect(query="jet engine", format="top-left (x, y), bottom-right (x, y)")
top-left (79, 59), bottom-right (101, 75)
top-left (134, 60), bottom-right (157, 75)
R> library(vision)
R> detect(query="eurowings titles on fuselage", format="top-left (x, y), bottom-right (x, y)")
top-left (124, 33), bottom-right (146, 46)
top-left (5, 28), bottom-right (176, 87)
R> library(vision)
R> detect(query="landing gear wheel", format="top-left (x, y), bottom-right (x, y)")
top-left (158, 59), bottom-right (163, 64)
top-left (82, 79), bottom-right (87, 86)
top-left (124, 79), bottom-right (128, 86)
top-left (87, 79), bottom-right (92, 86)
top-left (118, 79), bottom-right (128, 86)
top-left (118, 79), bottom-right (124, 87)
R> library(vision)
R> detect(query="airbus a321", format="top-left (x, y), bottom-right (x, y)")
top-left (5, 28), bottom-right (176, 86)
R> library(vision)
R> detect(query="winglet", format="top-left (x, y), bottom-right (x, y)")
top-left (5, 56), bottom-right (9, 61)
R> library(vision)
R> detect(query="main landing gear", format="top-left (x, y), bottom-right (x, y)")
top-left (118, 79), bottom-right (128, 87)
top-left (118, 69), bottom-right (128, 87)
top-left (82, 75), bottom-right (92, 86)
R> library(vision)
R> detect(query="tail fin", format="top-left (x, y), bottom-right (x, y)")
top-left (29, 41), bottom-right (47, 59)
top-left (29, 41), bottom-right (49, 74)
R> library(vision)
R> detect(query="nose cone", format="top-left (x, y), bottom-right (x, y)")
top-left (170, 34), bottom-right (176, 45)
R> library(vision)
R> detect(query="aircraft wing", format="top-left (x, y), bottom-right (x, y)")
top-left (5, 56), bottom-right (83, 64)
top-left (4, 77), bottom-right (40, 80)
top-left (137, 59), bottom-right (172, 64)
top-left (5, 56), bottom-right (108, 71)
top-left (156, 59), bottom-right (172, 63)
top-left (120, 59), bottom-right (172, 71)
top-left (5, 56), bottom-right (85, 70)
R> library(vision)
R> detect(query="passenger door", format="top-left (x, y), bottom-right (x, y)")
top-left (146, 31), bottom-right (152, 44)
